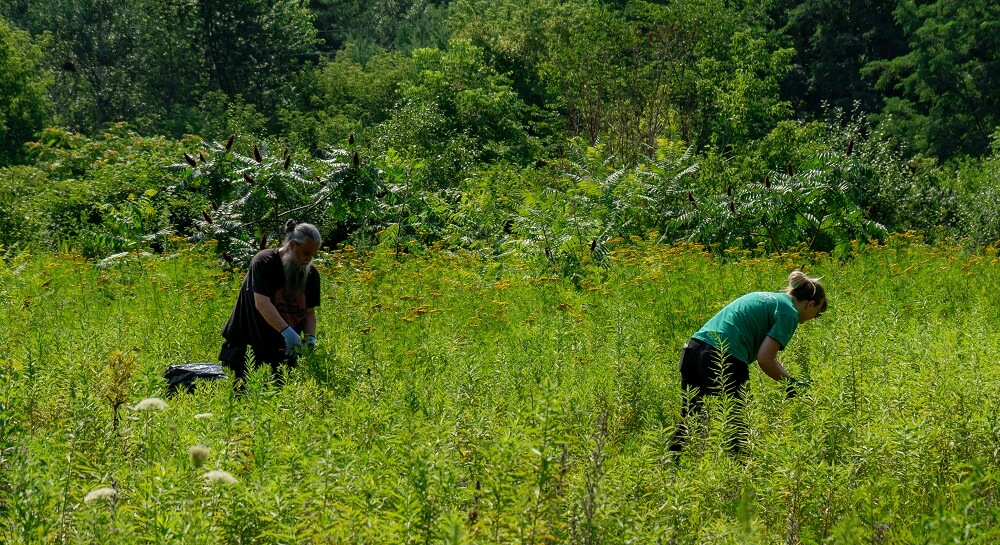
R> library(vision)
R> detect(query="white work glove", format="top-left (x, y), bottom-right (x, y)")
top-left (281, 326), bottom-right (302, 355)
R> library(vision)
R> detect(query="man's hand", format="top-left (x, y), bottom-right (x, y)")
top-left (281, 327), bottom-right (302, 355)
top-left (306, 335), bottom-right (317, 348)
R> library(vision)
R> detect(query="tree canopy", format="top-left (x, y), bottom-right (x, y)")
top-left (1, 0), bottom-right (999, 260)
top-left (0, 16), bottom-right (49, 164)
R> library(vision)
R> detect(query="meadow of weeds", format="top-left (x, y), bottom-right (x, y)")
top-left (2, 234), bottom-right (1000, 543)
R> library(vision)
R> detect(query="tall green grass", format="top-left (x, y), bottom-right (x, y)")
top-left (2, 234), bottom-right (1000, 543)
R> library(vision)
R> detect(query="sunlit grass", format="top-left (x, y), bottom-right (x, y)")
top-left (2, 235), bottom-right (1000, 542)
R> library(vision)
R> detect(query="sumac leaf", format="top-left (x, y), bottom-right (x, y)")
top-left (184, 153), bottom-right (197, 167)
top-left (253, 144), bottom-right (262, 163)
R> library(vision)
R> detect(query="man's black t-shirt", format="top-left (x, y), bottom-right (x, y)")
top-left (222, 248), bottom-right (320, 351)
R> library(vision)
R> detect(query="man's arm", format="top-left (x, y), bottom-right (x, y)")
top-left (303, 307), bottom-right (316, 337)
top-left (757, 336), bottom-right (791, 381)
top-left (254, 292), bottom-right (290, 332)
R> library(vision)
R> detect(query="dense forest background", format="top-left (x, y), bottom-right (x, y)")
top-left (1, 0), bottom-right (998, 271)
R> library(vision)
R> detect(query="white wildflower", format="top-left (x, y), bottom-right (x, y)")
top-left (132, 397), bottom-right (168, 411)
top-left (189, 445), bottom-right (210, 468)
top-left (84, 487), bottom-right (117, 503)
top-left (202, 470), bottom-right (237, 484)
top-left (194, 413), bottom-right (213, 420)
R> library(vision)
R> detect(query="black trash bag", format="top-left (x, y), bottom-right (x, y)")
top-left (164, 363), bottom-right (227, 396)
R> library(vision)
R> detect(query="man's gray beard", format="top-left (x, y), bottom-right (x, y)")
top-left (282, 251), bottom-right (310, 296)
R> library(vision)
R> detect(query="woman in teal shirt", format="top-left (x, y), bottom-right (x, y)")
top-left (670, 270), bottom-right (827, 452)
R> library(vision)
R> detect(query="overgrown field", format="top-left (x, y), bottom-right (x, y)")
top-left (3, 235), bottom-right (1000, 543)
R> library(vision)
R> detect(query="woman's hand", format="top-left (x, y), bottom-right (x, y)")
top-left (784, 377), bottom-right (811, 398)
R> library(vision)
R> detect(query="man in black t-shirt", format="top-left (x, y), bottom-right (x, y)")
top-left (219, 220), bottom-right (321, 387)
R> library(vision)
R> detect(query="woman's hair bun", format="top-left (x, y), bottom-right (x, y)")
top-left (284, 219), bottom-right (297, 233)
top-left (788, 270), bottom-right (808, 288)
top-left (786, 269), bottom-right (825, 309)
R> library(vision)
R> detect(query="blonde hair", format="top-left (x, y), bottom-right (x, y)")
top-left (786, 270), bottom-right (827, 312)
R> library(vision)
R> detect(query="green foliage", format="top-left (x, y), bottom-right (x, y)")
top-left (867, 0), bottom-right (1000, 160)
top-left (0, 125), bottom-right (193, 257)
top-left (8, 0), bottom-right (318, 135)
top-left (5, 0), bottom-right (1000, 267)
top-left (178, 138), bottom-right (327, 264)
top-left (447, 163), bottom-right (547, 255)
top-left (681, 110), bottom-right (956, 254)
top-left (954, 154), bottom-right (1000, 247)
top-left (697, 30), bottom-right (794, 151)
top-left (501, 120), bottom-right (923, 271)
top-left (447, 0), bottom-right (574, 152)
top-left (4, 0), bottom-right (1000, 176)
top-left (452, 0), bottom-right (793, 161)
top-left (285, 49), bottom-right (417, 152)
top-left (781, 0), bottom-right (907, 116)
top-left (683, 150), bottom-right (888, 255)
top-left (40, 0), bottom-right (142, 130)
top-left (310, 0), bottom-right (451, 55)
top-left (192, 0), bottom-right (318, 116)
top-left (0, 16), bottom-right (50, 165)
top-left (175, 91), bottom-right (269, 146)
top-left (175, 134), bottom-right (400, 262)
top-left (373, 38), bottom-right (541, 187)
top-left (426, 137), bottom-right (705, 279)
top-left (348, 149), bottom-right (455, 257)
top-left (5, 239), bottom-right (1000, 541)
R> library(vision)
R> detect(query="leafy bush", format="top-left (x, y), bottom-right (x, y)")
top-left (372, 38), bottom-right (542, 188)
top-left (682, 152), bottom-right (888, 255)
top-left (0, 165), bottom-right (52, 249)
top-left (0, 125), bottom-right (192, 257)
top-left (675, 113), bottom-right (954, 255)
top-left (498, 138), bottom-right (701, 279)
top-left (283, 49), bottom-right (418, 152)
top-left (177, 134), bottom-right (391, 263)
top-left (954, 154), bottom-right (1000, 246)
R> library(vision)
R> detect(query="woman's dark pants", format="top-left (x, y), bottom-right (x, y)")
top-left (669, 338), bottom-right (749, 453)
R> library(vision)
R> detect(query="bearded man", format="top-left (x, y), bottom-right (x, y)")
top-left (218, 220), bottom-right (321, 387)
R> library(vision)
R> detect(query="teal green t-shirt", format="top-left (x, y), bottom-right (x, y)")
top-left (691, 291), bottom-right (799, 364)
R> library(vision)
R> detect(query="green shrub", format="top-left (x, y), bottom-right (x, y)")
top-left (955, 155), bottom-right (1000, 246)
top-left (0, 125), bottom-right (193, 257)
